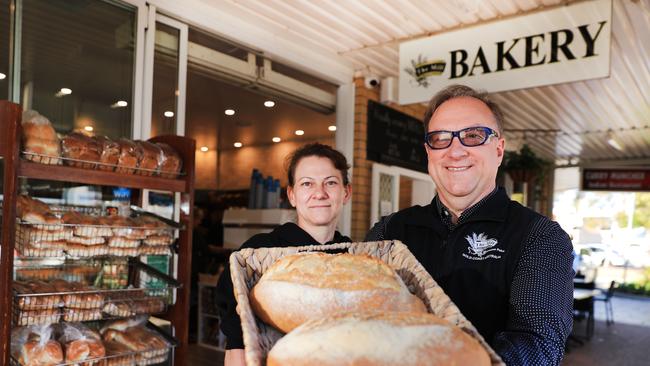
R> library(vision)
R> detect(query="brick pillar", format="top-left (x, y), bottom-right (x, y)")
top-left (350, 78), bottom-right (428, 241)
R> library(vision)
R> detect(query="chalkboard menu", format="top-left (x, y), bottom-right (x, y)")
top-left (366, 100), bottom-right (427, 173)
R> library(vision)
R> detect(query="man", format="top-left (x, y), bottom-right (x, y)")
top-left (367, 85), bottom-right (574, 365)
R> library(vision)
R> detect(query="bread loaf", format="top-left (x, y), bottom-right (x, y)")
top-left (22, 110), bottom-right (61, 165)
top-left (267, 312), bottom-right (491, 366)
top-left (156, 143), bottom-right (182, 178)
top-left (62, 132), bottom-right (101, 169)
top-left (116, 139), bottom-right (141, 174)
top-left (19, 338), bottom-right (64, 366)
top-left (135, 141), bottom-right (163, 176)
top-left (250, 253), bottom-right (426, 333)
top-left (95, 135), bottom-right (120, 171)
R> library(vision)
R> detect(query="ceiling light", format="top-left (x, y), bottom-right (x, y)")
top-left (264, 100), bottom-right (275, 108)
top-left (164, 111), bottom-right (174, 117)
top-left (0, 73), bottom-right (6, 80)
top-left (328, 125), bottom-right (337, 131)
top-left (84, 126), bottom-right (94, 132)
top-left (225, 109), bottom-right (235, 116)
top-left (111, 100), bottom-right (128, 108)
top-left (200, 146), bottom-right (209, 152)
top-left (606, 132), bottom-right (624, 151)
top-left (55, 88), bottom-right (72, 97)
top-left (272, 137), bottom-right (281, 143)
top-left (234, 142), bottom-right (242, 148)
top-left (295, 130), bottom-right (304, 136)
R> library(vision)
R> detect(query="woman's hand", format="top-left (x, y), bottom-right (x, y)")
top-left (224, 349), bottom-right (246, 366)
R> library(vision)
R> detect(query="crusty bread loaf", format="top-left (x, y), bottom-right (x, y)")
top-left (249, 253), bottom-right (426, 333)
top-left (135, 141), bottom-right (163, 176)
top-left (116, 139), bottom-right (141, 174)
top-left (267, 312), bottom-right (491, 366)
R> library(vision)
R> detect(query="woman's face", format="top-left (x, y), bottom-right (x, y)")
top-left (287, 156), bottom-right (351, 229)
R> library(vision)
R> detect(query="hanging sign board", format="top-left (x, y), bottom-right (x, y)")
top-left (399, 0), bottom-right (612, 104)
top-left (582, 169), bottom-right (650, 192)
top-left (366, 100), bottom-right (427, 173)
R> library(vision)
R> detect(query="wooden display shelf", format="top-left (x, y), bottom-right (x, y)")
top-left (18, 160), bottom-right (189, 192)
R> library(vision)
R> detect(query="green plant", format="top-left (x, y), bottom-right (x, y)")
top-left (502, 144), bottom-right (549, 172)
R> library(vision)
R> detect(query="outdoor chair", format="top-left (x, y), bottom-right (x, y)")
top-left (594, 280), bottom-right (616, 325)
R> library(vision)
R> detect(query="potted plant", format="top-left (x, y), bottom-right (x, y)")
top-left (500, 144), bottom-right (549, 183)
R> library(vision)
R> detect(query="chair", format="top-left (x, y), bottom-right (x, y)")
top-left (594, 280), bottom-right (616, 325)
top-left (573, 296), bottom-right (594, 339)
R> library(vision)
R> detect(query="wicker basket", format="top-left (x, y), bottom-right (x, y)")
top-left (229, 240), bottom-right (505, 366)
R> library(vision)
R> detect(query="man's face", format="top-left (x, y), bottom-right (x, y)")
top-left (425, 96), bottom-right (505, 208)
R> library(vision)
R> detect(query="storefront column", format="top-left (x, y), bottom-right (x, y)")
top-left (336, 83), bottom-right (355, 237)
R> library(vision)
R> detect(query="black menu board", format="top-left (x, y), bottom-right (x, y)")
top-left (366, 100), bottom-right (427, 173)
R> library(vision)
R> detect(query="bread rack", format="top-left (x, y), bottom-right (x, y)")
top-left (12, 258), bottom-right (181, 327)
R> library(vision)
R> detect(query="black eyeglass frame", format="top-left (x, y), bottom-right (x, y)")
top-left (424, 126), bottom-right (500, 150)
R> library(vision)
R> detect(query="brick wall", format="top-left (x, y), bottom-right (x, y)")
top-left (350, 78), bottom-right (428, 241)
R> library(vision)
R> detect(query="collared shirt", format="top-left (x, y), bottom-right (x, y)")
top-left (366, 188), bottom-right (574, 365)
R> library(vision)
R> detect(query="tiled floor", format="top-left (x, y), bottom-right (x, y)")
top-left (184, 294), bottom-right (650, 366)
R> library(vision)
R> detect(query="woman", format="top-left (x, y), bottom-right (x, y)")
top-left (215, 143), bottom-right (352, 366)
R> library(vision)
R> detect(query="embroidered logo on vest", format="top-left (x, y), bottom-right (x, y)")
top-left (462, 232), bottom-right (504, 261)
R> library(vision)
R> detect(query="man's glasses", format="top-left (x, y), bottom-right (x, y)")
top-left (424, 126), bottom-right (499, 150)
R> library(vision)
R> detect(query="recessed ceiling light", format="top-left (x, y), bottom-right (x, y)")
top-left (111, 100), bottom-right (128, 108)
top-left (164, 111), bottom-right (174, 117)
top-left (328, 125), bottom-right (337, 131)
top-left (272, 137), bottom-right (281, 143)
top-left (55, 88), bottom-right (72, 97)
top-left (295, 130), bottom-right (304, 136)
top-left (200, 146), bottom-right (209, 152)
top-left (84, 126), bottom-right (94, 132)
top-left (0, 73), bottom-right (6, 80)
top-left (234, 142), bottom-right (243, 148)
top-left (225, 109), bottom-right (235, 116)
top-left (264, 100), bottom-right (275, 108)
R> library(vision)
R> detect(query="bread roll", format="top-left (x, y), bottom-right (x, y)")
top-left (250, 253), bottom-right (426, 333)
top-left (267, 312), bottom-right (490, 366)
top-left (19, 338), bottom-right (64, 366)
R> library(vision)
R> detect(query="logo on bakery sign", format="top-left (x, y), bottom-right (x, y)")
top-left (462, 232), bottom-right (504, 261)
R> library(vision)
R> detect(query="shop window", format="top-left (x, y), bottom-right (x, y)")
top-left (0, 0), bottom-right (9, 100)
top-left (19, 0), bottom-right (136, 138)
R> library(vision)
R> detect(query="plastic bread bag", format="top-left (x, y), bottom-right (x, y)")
top-left (116, 138), bottom-right (142, 174)
top-left (95, 135), bottom-right (120, 171)
top-left (134, 140), bottom-right (164, 176)
top-left (58, 322), bottom-right (106, 364)
top-left (100, 315), bottom-right (149, 335)
top-left (11, 324), bottom-right (63, 365)
top-left (155, 142), bottom-right (182, 178)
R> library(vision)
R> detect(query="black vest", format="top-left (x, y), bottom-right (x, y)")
top-left (383, 188), bottom-right (540, 343)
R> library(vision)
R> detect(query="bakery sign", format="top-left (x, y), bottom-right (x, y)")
top-left (398, 0), bottom-right (612, 104)
top-left (582, 169), bottom-right (650, 192)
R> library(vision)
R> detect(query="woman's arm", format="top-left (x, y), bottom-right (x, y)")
top-left (224, 349), bottom-right (246, 366)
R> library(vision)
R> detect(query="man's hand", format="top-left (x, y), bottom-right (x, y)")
top-left (224, 349), bottom-right (246, 366)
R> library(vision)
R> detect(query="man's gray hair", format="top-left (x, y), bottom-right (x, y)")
top-left (423, 84), bottom-right (505, 134)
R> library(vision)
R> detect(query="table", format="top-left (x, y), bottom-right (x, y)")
top-left (573, 289), bottom-right (601, 341)
top-left (574, 289), bottom-right (601, 300)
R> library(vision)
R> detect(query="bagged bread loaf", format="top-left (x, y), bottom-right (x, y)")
top-left (58, 323), bottom-right (106, 366)
top-left (156, 143), bottom-right (182, 178)
top-left (249, 253), bottom-right (426, 333)
top-left (62, 132), bottom-right (101, 169)
top-left (21, 110), bottom-right (61, 165)
top-left (116, 139), bottom-right (141, 174)
top-left (135, 141), bottom-right (163, 176)
top-left (267, 311), bottom-right (490, 366)
top-left (11, 324), bottom-right (64, 366)
top-left (95, 135), bottom-right (120, 171)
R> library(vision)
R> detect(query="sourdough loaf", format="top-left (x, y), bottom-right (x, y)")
top-left (267, 311), bottom-right (491, 366)
top-left (249, 253), bottom-right (426, 333)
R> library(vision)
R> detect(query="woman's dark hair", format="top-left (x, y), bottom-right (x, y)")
top-left (286, 143), bottom-right (350, 186)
